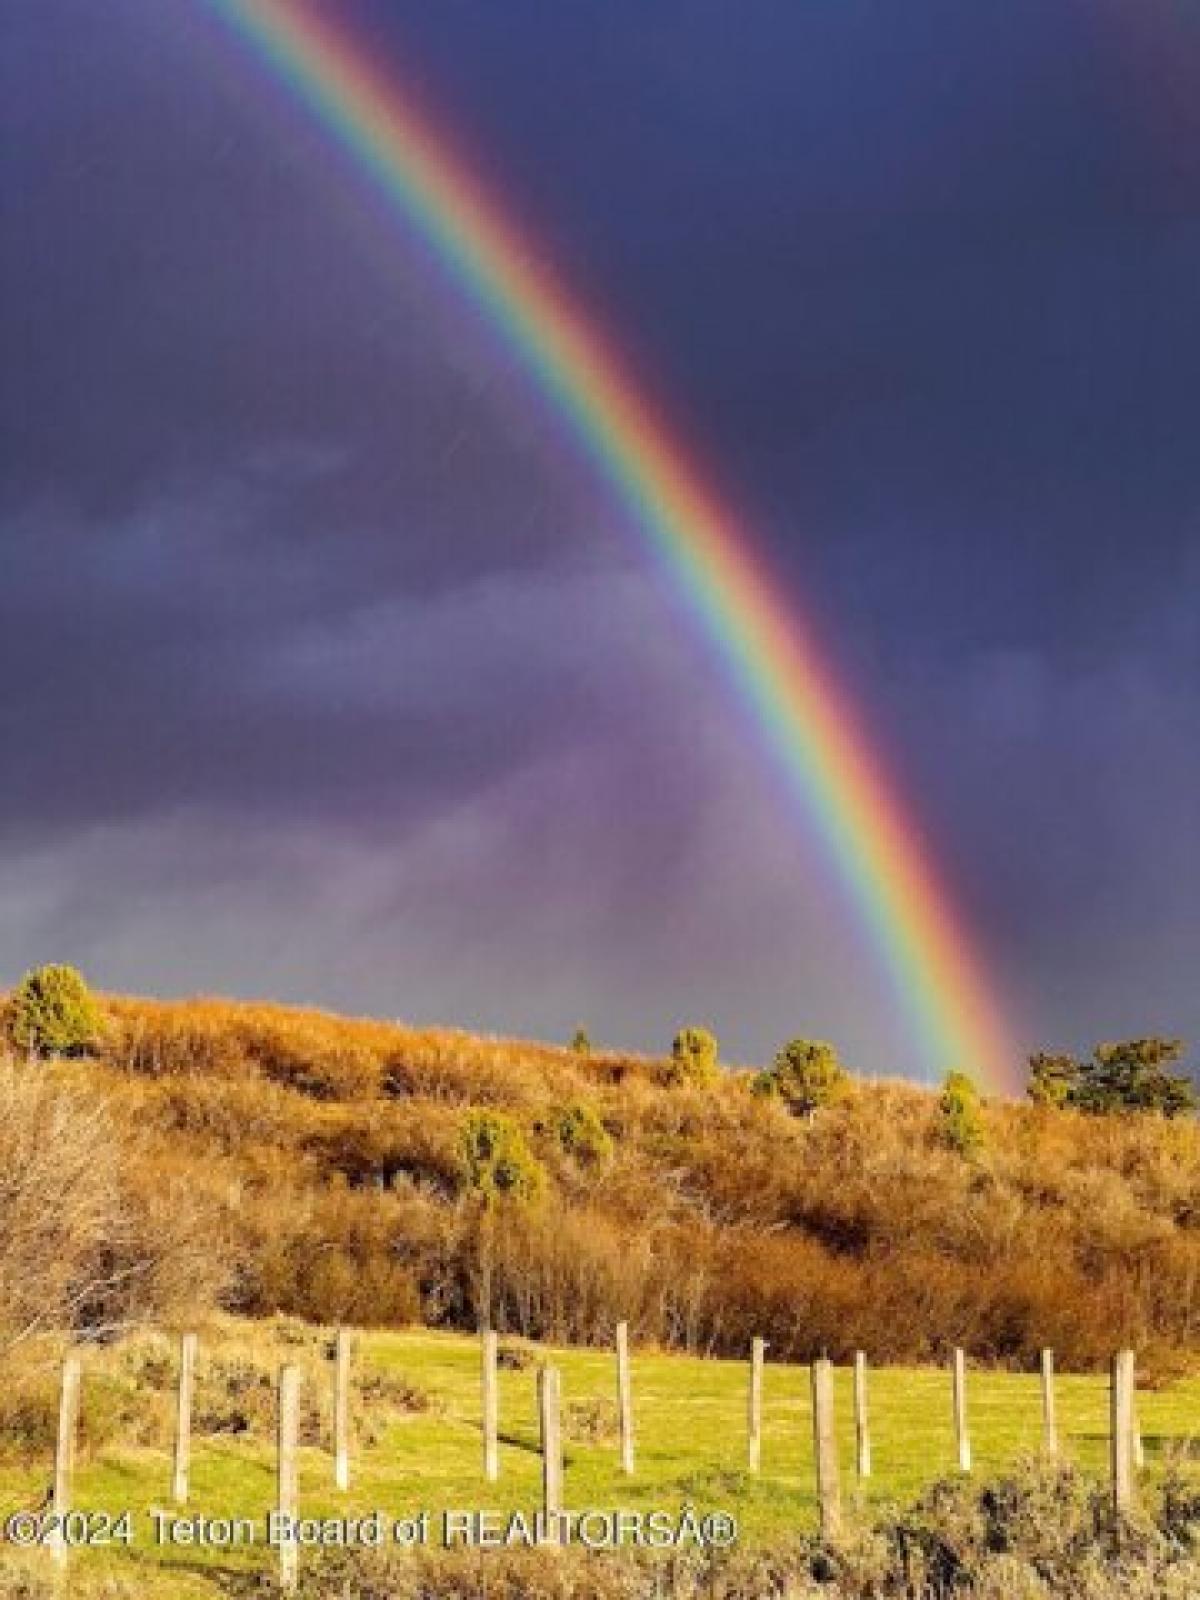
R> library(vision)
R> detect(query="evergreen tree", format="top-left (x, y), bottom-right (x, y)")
top-left (6, 964), bottom-right (101, 1058)
top-left (939, 1070), bottom-right (986, 1156)
top-left (754, 1038), bottom-right (848, 1117)
top-left (1027, 1051), bottom-right (1080, 1108)
top-left (1025, 1037), bottom-right (1195, 1118)
top-left (1072, 1038), bottom-right (1195, 1118)
top-left (665, 1026), bottom-right (719, 1087)
top-left (459, 1111), bottom-right (545, 1204)
top-left (554, 1101), bottom-right (613, 1165)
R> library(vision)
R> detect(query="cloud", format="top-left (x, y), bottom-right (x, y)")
top-left (1, 0), bottom-right (1196, 1076)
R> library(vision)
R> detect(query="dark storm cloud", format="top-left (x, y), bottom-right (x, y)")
top-left (0, 485), bottom-right (670, 843)
top-left (0, 0), bottom-right (606, 587)
top-left (0, 0), bottom-right (631, 841)
top-left (388, 0), bottom-right (1200, 643)
top-left (1, 0), bottom-right (1196, 1068)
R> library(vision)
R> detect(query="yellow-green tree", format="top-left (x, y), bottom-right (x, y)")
top-left (459, 1111), bottom-right (545, 1204)
top-left (553, 1101), bottom-right (613, 1166)
top-left (754, 1038), bottom-right (848, 1117)
top-left (1027, 1051), bottom-right (1079, 1108)
top-left (939, 1071), bottom-right (986, 1156)
top-left (6, 964), bottom-right (101, 1058)
top-left (665, 1026), bottom-right (720, 1087)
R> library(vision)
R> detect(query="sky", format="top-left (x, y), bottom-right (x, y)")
top-left (1, 0), bottom-right (1197, 1082)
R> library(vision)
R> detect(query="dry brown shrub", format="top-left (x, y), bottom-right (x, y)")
top-left (0, 1058), bottom-right (125, 1352)
top-left (0, 1058), bottom-right (224, 1355)
top-left (563, 1393), bottom-right (619, 1443)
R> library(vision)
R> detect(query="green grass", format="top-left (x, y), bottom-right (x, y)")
top-left (1, 1319), bottom-right (1196, 1596)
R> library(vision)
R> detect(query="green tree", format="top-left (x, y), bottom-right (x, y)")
top-left (664, 1026), bottom-right (719, 1087)
top-left (938, 1070), bottom-right (986, 1156)
top-left (460, 1110), bottom-right (544, 1333)
top-left (1027, 1051), bottom-right (1080, 1108)
top-left (553, 1101), bottom-right (613, 1166)
top-left (1072, 1038), bottom-right (1195, 1118)
top-left (6, 964), bottom-right (101, 1058)
top-left (570, 1026), bottom-right (592, 1057)
top-left (459, 1111), bottom-right (545, 1204)
top-left (754, 1038), bottom-right (848, 1117)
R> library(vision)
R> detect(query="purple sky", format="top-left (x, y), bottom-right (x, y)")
top-left (1, 0), bottom-right (1197, 1081)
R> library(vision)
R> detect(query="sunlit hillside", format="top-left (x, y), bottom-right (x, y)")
top-left (3, 990), bottom-right (1196, 1374)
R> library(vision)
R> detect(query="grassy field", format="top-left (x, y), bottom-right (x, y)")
top-left (0, 1317), bottom-right (1196, 1596)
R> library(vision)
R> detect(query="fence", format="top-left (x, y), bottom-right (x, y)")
top-left (34, 1327), bottom-right (1154, 1593)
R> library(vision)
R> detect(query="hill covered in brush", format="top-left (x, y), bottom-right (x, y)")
top-left (1, 983), bottom-right (1197, 1374)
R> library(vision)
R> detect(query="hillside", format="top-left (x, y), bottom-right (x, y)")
top-left (3, 993), bottom-right (1199, 1372)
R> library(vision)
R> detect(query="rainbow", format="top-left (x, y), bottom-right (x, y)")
top-left (199, 0), bottom-right (1018, 1090)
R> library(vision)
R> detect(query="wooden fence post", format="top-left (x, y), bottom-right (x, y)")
top-left (952, 1348), bottom-right (972, 1473)
top-left (853, 1351), bottom-right (872, 1479)
top-left (172, 1333), bottom-right (197, 1504)
top-left (747, 1337), bottom-right (765, 1473)
top-left (482, 1329), bottom-right (499, 1482)
top-left (1111, 1349), bottom-right (1135, 1521)
top-left (1040, 1349), bottom-right (1058, 1456)
top-left (810, 1358), bottom-right (842, 1541)
top-left (333, 1328), bottom-right (351, 1491)
top-left (277, 1364), bottom-right (301, 1593)
top-left (616, 1321), bottom-right (635, 1475)
top-left (51, 1355), bottom-right (82, 1569)
top-left (538, 1365), bottom-right (563, 1545)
